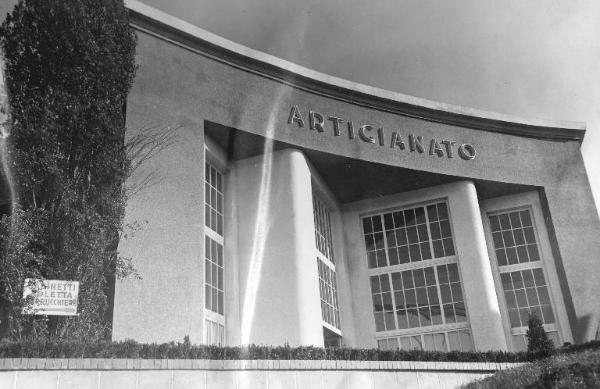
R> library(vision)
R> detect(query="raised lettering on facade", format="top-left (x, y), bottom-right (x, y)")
top-left (287, 105), bottom-right (477, 161)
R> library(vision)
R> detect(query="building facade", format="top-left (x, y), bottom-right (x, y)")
top-left (112, 1), bottom-right (600, 352)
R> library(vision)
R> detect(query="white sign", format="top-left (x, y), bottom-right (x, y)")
top-left (22, 279), bottom-right (79, 316)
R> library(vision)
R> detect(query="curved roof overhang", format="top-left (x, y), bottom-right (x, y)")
top-left (125, 0), bottom-right (586, 143)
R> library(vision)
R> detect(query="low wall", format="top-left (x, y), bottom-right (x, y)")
top-left (0, 359), bottom-right (520, 389)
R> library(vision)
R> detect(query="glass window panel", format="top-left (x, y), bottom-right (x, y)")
top-left (489, 215), bottom-right (500, 232)
top-left (500, 273), bottom-right (512, 290)
top-left (530, 306), bottom-right (543, 322)
top-left (415, 207), bottom-right (426, 224)
top-left (384, 213), bottom-right (394, 230)
top-left (520, 210), bottom-right (532, 226)
top-left (396, 229), bottom-right (408, 245)
top-left (431, 305), bottom-right (443, 325)
top-left (527, 244), bottom-right (540, 261)
top-left (427, 286), bottom-right (439, 304)
top-left (407, 308), bottom-right (420, 327)
top-left (388, 248), bottom-right (399, 265)
top-left (367, 252), bottom-right (377, 268)
top-left (506, 247), bottom-right (518, 265)
top-left (397, 310), bottom-right (409, 329)
top-left (420, 242), bottom-right (432, 260)
top-left (372, 294), bottom-right (383, 312)
top-left (538, 286), bottom-right (550, 305)
top-left (217, 268), bottom-right (223, 289)
top-left (451, 283), bottom-right (463, 302)
top-left (394, 291), bottom-right (405, 309)
top-left (492, 232), bottom-right (504, 248)
top-left (438, 203), bottom-right (448, 220)
top-left (404, 289), bottom-right (416, 308)
top-left (519, 308), bottom-right (531, 325)
top-left (424, 267), bottom-right (436, 286)
top-left (413, 269), bottom-right (425, 287)
top-left (376, 250), bottom-right (387, 267)
top-left (502, 231), bottom-right (515, 247)
top-left (517, 245), bottom-right (529, 263)
top-left (365, 234), bottom-right (375, 251)
top-left (393, 211), bottom-right (405, 227)
top-left (533, 268), bottom-right (545, 285)
top-left (505, 291), bottom-right (517, 309)
top-left (430, 223), bottom-right (441, 239)
top-left (386, 231), bottom-right (397, 246)
top-left (416, 287), bottom-right (428, 306)
top-left (398, 246), bottom-right (410, 264)
top-left (508, 309), bottom-right (521, 327)
top-left (374, 232), bottom-right (384, 249)
top-left (447, 264), bottom-right (460, 282)
top-left (217, 291), bottom-right (223, 314)
top-left (523, 270), bottom-right (535, 288)
top-left (382, 292), bottom-right (393, 311)
top-left (432, 240), bottom-right (444, 258)
top-left (496, 249), bottom-right (508, 266)
top-left (405, 209), bottom-right (416, 226)
top-left (542, 305), bottom-right (555, 324)
top-left (443, 238), bottom-right (455, 256)
top-left (399, 337), bottom-right (412, 350)
top-left (384, 312), bottom-right (396, 330)
top-left (212, 288), bottom-right (218, 312)
top-left (444, 304), bottom-right (456, 323)
top-left (458, 330), bottom-right (474, 351)
top-left (424, 334), bottom-right (435, 351)
top-left (427, 204), bottom-right (438, 221)
top-left (372, 216), bottom-right (383, 232)
top-left (205, 260), bottom-right (212, 284)
top-left (512, 271), bottom-right (524, 290)
top-left (440, 220), bottom-right (452, 238)
top-left (410, 336), bottom-right (423, 350)
top-left (391, 272), bottom-right (402, 290)
top-left (407, 227), bottom-right (418, 243)
top-left (523, 227), bottom-right (536, 244)
top-left (448, 331), bottom-right (460, 351)
top-left (205, 285), bottom-right (211, 309)
top-left (437, 265), bottom-right (449, 284)
top-left (515, 289), bottom-right (528, 308)
top-left (402, 271), bottom-right (414, 289)
top-left (417, 224), bottom-right (429, 241)
top-left (434, 333), bottom-right (447, 351)
top-left (419, 307), bottom-right (431, 326)
top-left (370, 276), bottom-right (380, 293)
top-left (374, 312), bottom-right (385, 331)
top-left (509, 212), bottom-right (521, 228)
top-left (499, 214), bottom-right (510, 229)
top-left (514, 229), bottom-right (525, 245)
top-left (380, 274), bottom-right (391, 292)
top-left (363, 218), bottom-right (373, 234)
top-left (440, 284), bottom-right (452, 304)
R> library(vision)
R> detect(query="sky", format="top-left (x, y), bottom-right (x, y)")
top-left (142, 0), bottom-right (600, 209)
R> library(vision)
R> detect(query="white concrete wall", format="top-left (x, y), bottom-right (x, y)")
top-left (0, 359), bottom-right (516, 389)
top-left (234, 149), bottom-right (323, 346)
top-left (341, 181), bottom-right (507, 351)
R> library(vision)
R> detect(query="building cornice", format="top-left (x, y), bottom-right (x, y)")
top-left (126, 0), bottom-right (586, 143)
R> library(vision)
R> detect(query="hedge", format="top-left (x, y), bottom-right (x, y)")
top-left (1, 338), bottom-right (599, 362)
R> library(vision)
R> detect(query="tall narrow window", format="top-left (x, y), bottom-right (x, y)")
top-left (488, 209), bottom-right (560, 350)
top-left (204, 162), bottom-right (225, 345)
top-left (363, 201), bottom-right (474, 352)
top-left (313, 194), bottom-right (341, 340)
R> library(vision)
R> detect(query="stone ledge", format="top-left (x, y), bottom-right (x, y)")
top-left (0, 358), bottom-right (522, 372)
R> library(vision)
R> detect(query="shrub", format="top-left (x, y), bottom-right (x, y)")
top-left (526, 315), bottom-right (554, 356)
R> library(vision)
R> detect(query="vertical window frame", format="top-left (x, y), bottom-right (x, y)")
top-left (360, 199), bottom-right (474, 352)
top-left (481, 191), bottom-right (574, 351)
top-left (203, 139), bottom-right (228, 346)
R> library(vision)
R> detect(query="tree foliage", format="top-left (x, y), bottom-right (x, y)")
top-left (0, 0), bottom-right (137, 341)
